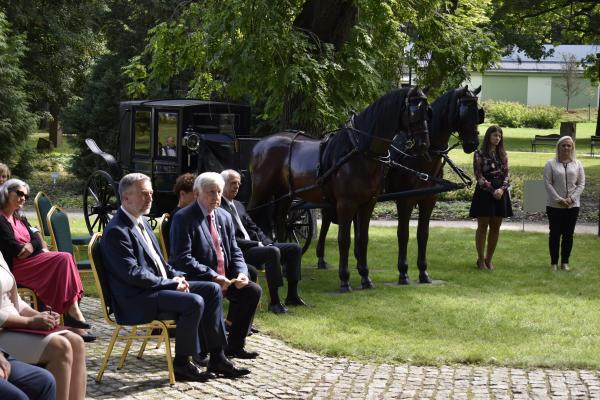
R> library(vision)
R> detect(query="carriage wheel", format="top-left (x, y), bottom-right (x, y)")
top-left (83, 170), bottom-right (120, 235)
top-left (283, 207), bottom-right (314, 254)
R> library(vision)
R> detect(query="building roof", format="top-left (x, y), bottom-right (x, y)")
top-left (490, 44), bottom-right (600, 73)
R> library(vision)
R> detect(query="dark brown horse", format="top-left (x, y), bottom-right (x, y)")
top-left (316, 86), bottom-right (484, 283)
top-left (249, 86), bottom-right (431, 292)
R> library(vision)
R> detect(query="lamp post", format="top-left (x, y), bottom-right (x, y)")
top-left (596, 53), bottom-right (600, 136)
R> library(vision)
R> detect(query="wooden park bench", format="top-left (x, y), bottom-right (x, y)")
top-left (591, 135), bottom-right (600, 156)
top-left (531, 134), bottom-right (560, 152)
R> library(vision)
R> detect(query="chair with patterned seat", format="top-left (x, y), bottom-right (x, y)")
top-left (88, 233), bottom-right (178, 385)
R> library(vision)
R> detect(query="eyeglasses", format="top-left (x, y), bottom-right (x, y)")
top-left (12, 190), bottom-right (29, 200)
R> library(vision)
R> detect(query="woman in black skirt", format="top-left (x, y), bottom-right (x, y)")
top-left (469, 125), bottom-right (513, 270)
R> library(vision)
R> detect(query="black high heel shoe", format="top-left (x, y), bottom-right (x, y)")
top-left (63, 313), bottom-right (91, 329)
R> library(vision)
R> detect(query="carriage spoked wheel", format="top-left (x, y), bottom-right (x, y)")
top-left (83, 170), bottom-right (120, 235)
top-left (283, 206), bottom-right (314, 254)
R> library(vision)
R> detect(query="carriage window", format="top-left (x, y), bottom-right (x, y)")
top-left (157, 111), bottom-right (178, 158)
top-left (134, 110), bottom-right (151, 156)
top-left (192, 113), bottom-right (236, 134)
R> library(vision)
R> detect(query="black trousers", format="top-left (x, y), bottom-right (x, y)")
top-left (156, 281), bottom-right (227, 356)
top-left (547, 206), bottom-right (579, 264)
top-left (225, 281), bottom-right (262, 350)
top-left (0, 355), bottom-right (56, 400)
top-left (243, 242), bottom-right (302, 288)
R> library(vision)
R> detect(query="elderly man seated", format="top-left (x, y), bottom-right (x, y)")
top-left (101, 173), bottom-right (249, 380)
top-left (220, 169), bottom-right (308, 314)
top-left (170, 172), bottom-right (262, 359)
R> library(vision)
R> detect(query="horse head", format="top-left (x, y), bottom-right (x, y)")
top-left (454, 85), bottom-right (484, 153)
top-left (400, 86), bottom-right (431, 157)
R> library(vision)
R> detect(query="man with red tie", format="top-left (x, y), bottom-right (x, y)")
top-left (170, 172), bottom-right (262, 360)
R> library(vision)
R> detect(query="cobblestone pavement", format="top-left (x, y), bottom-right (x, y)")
top-left (80, 298), bottom-right (600, 400)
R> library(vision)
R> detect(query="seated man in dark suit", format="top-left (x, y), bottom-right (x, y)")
top-left (101, 173), bottom-right (249, 380)
top-left (0, 347), bottom-right (56, 400)
top-left (220, 170), bottom-right (307, 314)
top-left (170, 172), bottom-right (262, 359)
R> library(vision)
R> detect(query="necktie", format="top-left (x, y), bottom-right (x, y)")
top-left (138, 222), bottom-right (168, 278)
top-left (208, 214), bottom-right (225, 276)
top-left (228, 201), bottom-right (250, 240)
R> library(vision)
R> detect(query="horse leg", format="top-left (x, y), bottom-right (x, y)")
top-left (336, 203), bottom-right (355, 293)
top-left (354, 200), bottom-right (376, 289)
top-left (274, 197), bottom-right (292, 243)
top-left (416, 199), bottom-right (435, 284)
top-left (316, 208), bottom-right (333, 269)
top-left (396, 200), bottom-right (412, 285)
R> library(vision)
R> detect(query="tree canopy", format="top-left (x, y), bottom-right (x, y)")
top-left (0, 11), bottom-right (37, 176)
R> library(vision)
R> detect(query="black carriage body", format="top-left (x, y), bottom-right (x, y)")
top-left (118, 99), bottom-right (255, 216)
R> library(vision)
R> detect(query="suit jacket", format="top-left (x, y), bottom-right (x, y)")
top-left (220, 198), bottom-right (273, 251)
top-left (100, 208), bottom-right (184, 325)
top-left (169, 201), bottom-right (248, 280)
top-left (0, 214), bottom-right (44, 270)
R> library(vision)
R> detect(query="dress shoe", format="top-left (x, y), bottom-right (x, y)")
top-left (225, 348), bottom-right (259, 359)
top-left (80, 332), bottom-right (97, 343)
top-left (285, 296), bottom-right (312, 307)
top-left (268, 303), bottom-right (288, 314)
top-left (207, 359), bottom-right (251, 378)
top-left (173, 361), bottom-right (215, 382)
top-left (192, 353), bottom-right (209, 367)
top-left (63, 313), bottom-right (91, 329)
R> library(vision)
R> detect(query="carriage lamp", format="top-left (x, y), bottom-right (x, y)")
top-left (50, 171), bottom-right (59, 185)
top-left (183, 129), bottom-right (201, 153)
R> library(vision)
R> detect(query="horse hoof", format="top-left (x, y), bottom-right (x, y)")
top-left (419, 274), bottom-right (432, 284)
top-left (361, 278), bottom-right (374, 290)
top-left (339, 284), bottom-right (352, 293)
top-left (398, 277), bottom-right (410, 285)
top-left (317, 260), bottom-right (329, 269)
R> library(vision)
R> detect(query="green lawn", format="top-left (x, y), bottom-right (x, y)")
top-left (256, 225), bottom-right (600, 369)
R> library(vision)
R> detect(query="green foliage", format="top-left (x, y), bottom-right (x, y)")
top-left (484, 101), bottom-right (561, 129)
top-left (521, 105), bottom-right (562, 129)
top-left (0, 12), bottom-right (37, 176)
top-left (63, 0), bottom-right (180, 179)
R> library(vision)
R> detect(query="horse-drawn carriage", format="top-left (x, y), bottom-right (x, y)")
top-left (83, 99), bottom-right (314, 251)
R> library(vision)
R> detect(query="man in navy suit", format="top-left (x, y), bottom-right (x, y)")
top-left (101, 173), bottom-right (249, 380)
top-left (170, 172), bottom-right (261, 360)
top-left (0, 347), bottom-right (56, 399)
top-left (220, 169), bottom-right (308, 314)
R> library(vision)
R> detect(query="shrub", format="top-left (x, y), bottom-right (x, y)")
top-left (484, 101), bottom-right (563, 129)
top-left (521, 106), bottom-right (562, 129)
top-left (483, 101), bottom-right (526, 127)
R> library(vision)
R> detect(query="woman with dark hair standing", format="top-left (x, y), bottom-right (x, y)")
top-left (543, 136), bottom-right (585, 272)
top-left (469, 125), bottom-right (513, 270)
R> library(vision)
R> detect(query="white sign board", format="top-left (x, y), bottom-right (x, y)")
top-left (523, 180), bottom-right (547, 213)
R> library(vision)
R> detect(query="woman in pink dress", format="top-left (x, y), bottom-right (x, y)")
top-left (0, 179), bottom-right (94, 341)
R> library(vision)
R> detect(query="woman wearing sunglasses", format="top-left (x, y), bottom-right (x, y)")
top-left (0, 179), bottom-right (94, 342)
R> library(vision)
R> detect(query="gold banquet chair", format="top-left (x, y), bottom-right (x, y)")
top-left (88, 233), bottom-right (178, 385)
top-left (157, 213), bottom-right (171, 260)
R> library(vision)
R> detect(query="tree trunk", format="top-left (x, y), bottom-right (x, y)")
top-left (280, 0), bottom-right (358, 134)
top-left (48, 105), bottom-right (62, 148)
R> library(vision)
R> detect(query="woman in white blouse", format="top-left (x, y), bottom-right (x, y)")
top-left (543, 136), bottom-right (585, 272)
top-left (0, 251), bottom-right (86, 400)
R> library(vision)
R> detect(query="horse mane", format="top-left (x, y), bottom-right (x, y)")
top-left (353, 87), bottom-right (412, 138)
top-left (429, 87), bottom-right (465, 140)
